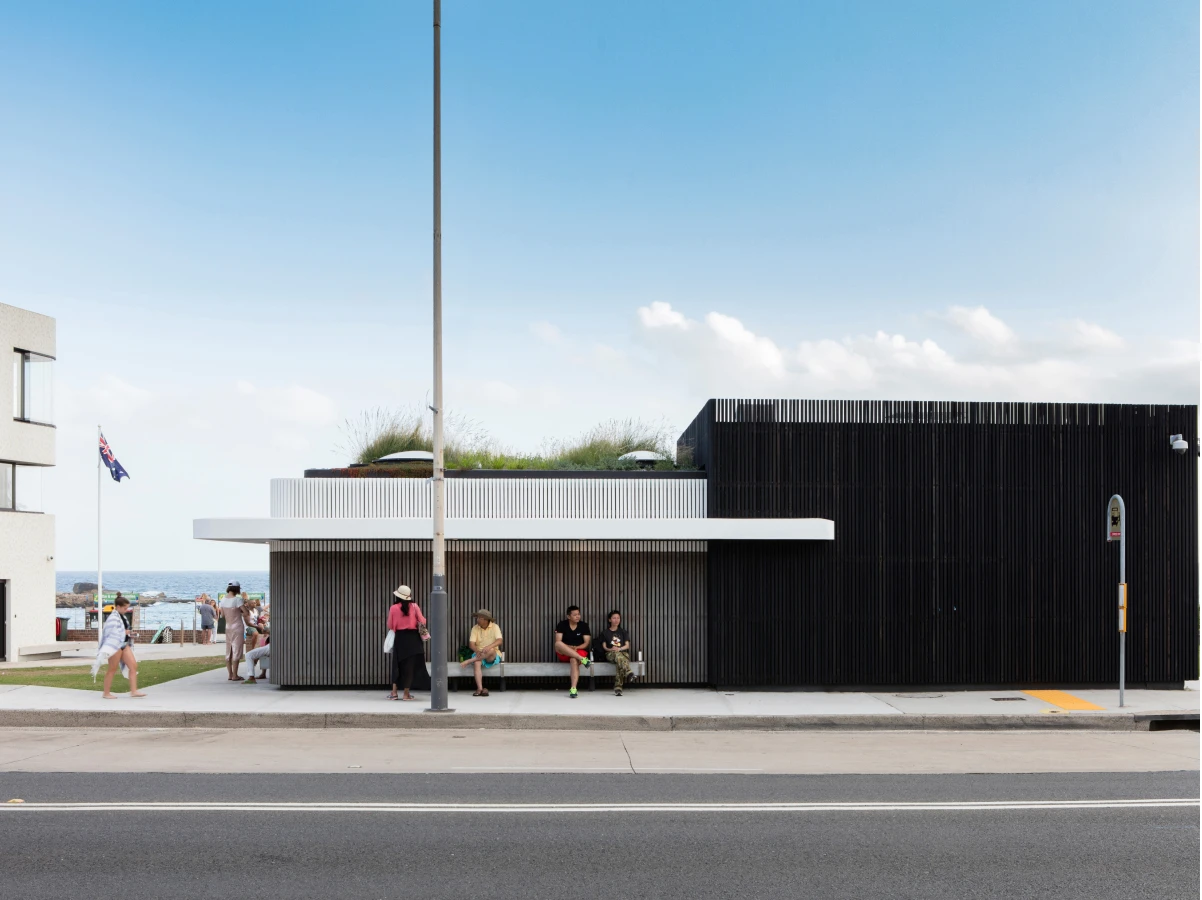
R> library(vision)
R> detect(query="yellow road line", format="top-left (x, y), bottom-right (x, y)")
top-left (1023, 690), bottom-right (1105, 711)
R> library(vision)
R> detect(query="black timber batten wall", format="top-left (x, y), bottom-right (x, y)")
top-left (680, 399), bottom-right (1200, 688)
top-left (270, 540), bottom-right (705, 687)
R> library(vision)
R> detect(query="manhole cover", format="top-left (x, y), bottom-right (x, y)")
top-left (895, 693), bottom-right (943, 699)
top-left (992, 697), bottom-right (1026, 701)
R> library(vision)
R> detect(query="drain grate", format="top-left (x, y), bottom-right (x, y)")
top-left (991, 697), bottom-right (1026, 701)
top-left (895, 693), bottom-right (943, 699)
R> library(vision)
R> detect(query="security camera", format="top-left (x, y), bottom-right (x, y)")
top-left (1170, 434), bottom-right (1189, 455)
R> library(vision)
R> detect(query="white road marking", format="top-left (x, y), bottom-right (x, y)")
top-left (450, 766), bottom-right (765, 773)
top-left (451, 767), bottom-right (632, 772)
top-left (636, 768), bottom-right (765, 773)
top-left (1, 799), bottom-right (1195, 813)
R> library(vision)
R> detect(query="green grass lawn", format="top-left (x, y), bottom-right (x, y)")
top-left (0, 657), bottom-right (225, 691)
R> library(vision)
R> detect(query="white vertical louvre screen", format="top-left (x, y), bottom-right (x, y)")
top-left (270, 477), bottom-right (706, 519)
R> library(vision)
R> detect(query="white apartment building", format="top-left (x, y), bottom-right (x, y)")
top-left (0, 302), bottom-right (55, 661)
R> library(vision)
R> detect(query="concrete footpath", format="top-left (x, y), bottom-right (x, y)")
top-left (0, 727), bottom-right (1197, 774)
top-left (0, 667), bottom-right (1195, 731)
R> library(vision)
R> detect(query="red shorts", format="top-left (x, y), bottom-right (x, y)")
top-left (556, 649), bottom-right (588, 662)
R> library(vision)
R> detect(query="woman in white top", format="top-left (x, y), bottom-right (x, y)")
top-left (99, 596), bottom-right (146, 699)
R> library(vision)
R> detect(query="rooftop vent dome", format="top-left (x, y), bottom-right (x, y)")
top-left (618, 450), bottom-right (669, 468)
top-left (375, 450), bottom-right (435, 464)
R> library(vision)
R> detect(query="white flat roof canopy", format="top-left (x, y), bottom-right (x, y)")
top-left (193, 517), bottom-right (835, 544)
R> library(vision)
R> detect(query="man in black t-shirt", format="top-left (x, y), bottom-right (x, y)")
top-left (554, 605), bottom-right (592, 698)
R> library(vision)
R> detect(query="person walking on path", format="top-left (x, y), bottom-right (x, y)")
top-left (94, 596), bottom-right (146, 699)
top-left (219, 582), bottom-right (246, 682)
top-left (599, 609), bottom-right (634, 696)
top-left (460, 608), bottom-right (503, 697)
top-left (386, 585), bottom-right (427, 701)
top-left (195, 596), bottom-right (216, 644)
top-left (554, 605), bottom-right (592, 699)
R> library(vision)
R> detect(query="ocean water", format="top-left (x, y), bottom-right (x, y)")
top-left (56, 571), bottom-right (269, 630)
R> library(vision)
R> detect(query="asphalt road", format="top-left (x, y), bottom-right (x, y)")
top-left (0, 772), bottom-right (1196, 900)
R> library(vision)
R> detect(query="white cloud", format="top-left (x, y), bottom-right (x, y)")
top-left (704, 311), bottom-right (787, 377)
top-left (530, 321), bottom-right (563, 344)
top-left (638, 301), bottom-right (689, 329)
top-left (635, 303), bottom-right (1198, 403)
top-left (797, 338), bottom-right (876, 386)
top-left (1066, 319), bottom-right (1125, 351)
top-left (262, 385), bottom-right (338, 427)
top-left (946, 305), bottom-right (1017, 348)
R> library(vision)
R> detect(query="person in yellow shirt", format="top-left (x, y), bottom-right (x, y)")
top-left (461, 608), bottom-right (503, 696)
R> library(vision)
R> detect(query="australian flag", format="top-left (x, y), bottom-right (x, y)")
top-left (99, 433), bottom-right (130, 482)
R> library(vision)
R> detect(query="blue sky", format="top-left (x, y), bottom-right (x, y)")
top-left (0, 1), bottom-right (1196, 569)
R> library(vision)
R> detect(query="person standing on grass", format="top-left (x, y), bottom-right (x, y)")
top-left (386, 585), bottom-right (426, 701)
top-left (460, 608), bottom-right (502, 697)
top-left (600, 609), bottom-right (635, 696)
top-left (554, 605), bottom-right (592, 699)
top-left (219, 582), bottom-right (246, 682)
top-left (96, 596), bottom-right (146, 699)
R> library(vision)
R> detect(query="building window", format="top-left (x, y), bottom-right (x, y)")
top-left (15, 466), bottom-right (42, 512)
top-left (12, 349), bottom-right (54, 426)
top-left (0, 463), bottom-right (44, 513)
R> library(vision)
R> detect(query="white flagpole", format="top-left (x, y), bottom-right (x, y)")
top-left (96, 426), bottom-right (103, 642)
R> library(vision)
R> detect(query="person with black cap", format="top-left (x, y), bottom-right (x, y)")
top-left (219, 581), bottom-right (246, 682)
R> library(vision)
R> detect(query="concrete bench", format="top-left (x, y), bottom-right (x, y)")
top-left (18, 643), bottom-right (85, 661)
top-left (439, 659), bottom-right (647, 691)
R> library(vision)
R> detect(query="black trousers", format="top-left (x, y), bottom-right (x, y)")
top-left (392, 654), bottom-right (415, 690)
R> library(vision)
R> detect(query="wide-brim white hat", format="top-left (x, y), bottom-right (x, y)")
top-left (393, 584), bottom-right (413, 600)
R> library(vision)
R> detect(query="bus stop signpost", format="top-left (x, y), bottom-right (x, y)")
top-left (1106, 494), bottom-right (1126, 708)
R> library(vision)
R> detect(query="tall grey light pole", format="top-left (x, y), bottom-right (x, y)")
top-left (1107, 494), bottom-right (1126, 708)
top-left (428, 0), bottom-right (450, 712)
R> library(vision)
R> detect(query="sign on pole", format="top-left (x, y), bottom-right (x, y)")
top-left (1106, 494), bottom-right (1126, 707)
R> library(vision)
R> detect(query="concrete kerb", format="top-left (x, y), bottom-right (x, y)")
top-left (0, 709), bottom-right (1193, 731)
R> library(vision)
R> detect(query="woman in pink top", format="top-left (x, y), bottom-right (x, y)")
top-left (387, 584), bottom-right (427, 700)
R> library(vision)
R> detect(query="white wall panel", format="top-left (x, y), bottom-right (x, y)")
top-left (270, 476), bottom-right (707, 520)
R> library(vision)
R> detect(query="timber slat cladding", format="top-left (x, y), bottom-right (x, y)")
top-left (685, 400), bottom-right (1199, 687)
top-left (270, 541), bottom-right (433, 687)
top-left (270, 540), bottom-right (706, 687)
top-left (451, 541), bottom-right (706, 685)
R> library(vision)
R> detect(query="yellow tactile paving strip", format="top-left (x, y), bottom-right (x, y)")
top-left (1023, 690), bottom-right (1105, 711)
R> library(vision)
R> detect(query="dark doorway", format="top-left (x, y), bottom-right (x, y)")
top-left (0, 580), bottom-right (7, 661)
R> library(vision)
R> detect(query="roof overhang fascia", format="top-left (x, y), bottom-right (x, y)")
top-left (193, 517), bottom-right (835, 544)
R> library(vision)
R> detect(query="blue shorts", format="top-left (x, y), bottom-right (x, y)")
top-left (481, 654), bottom-right (502, 669)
